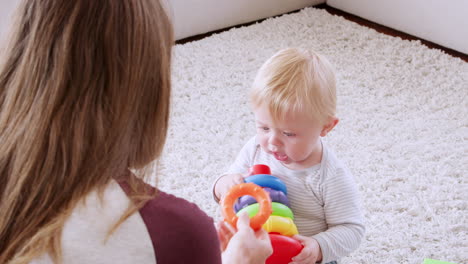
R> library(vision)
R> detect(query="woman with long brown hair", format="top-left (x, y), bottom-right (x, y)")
top-left (0, 0), bottom-right (271, 263)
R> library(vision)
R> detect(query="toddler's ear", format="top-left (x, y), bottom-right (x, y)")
top-left (320, 117), bottom-right (339, 137)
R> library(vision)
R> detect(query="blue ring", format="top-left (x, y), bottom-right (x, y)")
top-left (244, 174), bottom-right (287, 195)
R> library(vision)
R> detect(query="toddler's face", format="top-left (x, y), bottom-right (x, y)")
top-left (253, 104), bottom-right (325, 170)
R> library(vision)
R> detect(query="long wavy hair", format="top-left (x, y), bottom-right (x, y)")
top-left (0, 0), bottom-right (173, 263)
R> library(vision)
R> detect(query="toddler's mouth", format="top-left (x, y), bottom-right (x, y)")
top-left (273, 152), bottom-right (288, 161)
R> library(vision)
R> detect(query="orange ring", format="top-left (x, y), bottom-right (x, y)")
top-left (221, 183), bottom-right (272, 230)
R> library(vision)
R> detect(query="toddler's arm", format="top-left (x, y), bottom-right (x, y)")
top-left (212, 136), bottom-right (258, 202)
top-left (311, 167), bottom-right (366, 263)
top-left (212, 173), bottom-right (246, 203)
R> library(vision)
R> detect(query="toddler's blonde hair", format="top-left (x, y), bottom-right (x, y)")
top-left (250, 48), bottom-right (337, 125)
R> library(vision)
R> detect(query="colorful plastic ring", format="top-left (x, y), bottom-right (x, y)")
top-left (221, 183), bottom-right (272, 230)
top-left (262, 215), bottom-right (298, 237)
top-left (237, 202), bottom-right (294, 220)
top-left (250, 164), bottom-right (271, 175)
top-left (266, 234), bottom-right (303, 264)
top-left (234, 187), bottom-right (290, 212)
top-left (245, 174), bottom-right (288, 195)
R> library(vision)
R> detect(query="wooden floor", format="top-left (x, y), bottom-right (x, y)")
top-left (177, 4), bottom-right (468, 63)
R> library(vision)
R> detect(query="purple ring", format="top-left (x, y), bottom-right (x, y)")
top-left (234, 187), bottom-right (290, 212)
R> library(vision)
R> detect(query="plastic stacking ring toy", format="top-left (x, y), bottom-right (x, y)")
top-left (265, 187), bottom-right (290, 207)
top-left (266, 234), bottom-right (304, 264)
top-left (250, 164), bottom-right (271, 175)
top-left (234, 187), bottom-right (290, 212)
top-left (221, 183), bottom-right (272, 230)
top-left (245, 174), bottom-right (288, 195)
top-left (237, 202), bottom-right (294, 220)
top-left (263, 215), bottom-right (299, 237)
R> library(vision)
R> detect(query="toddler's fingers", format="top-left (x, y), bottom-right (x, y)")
top-left (292, 234), bottom-right (308, 243)
top-left (291, 236), bottom-right (317, 264)
top-left (233, 173), bottom-right (246, 184)
top-left (234, 178), bottom-right (244, 185)
top-left (291, 251), bottom-right (313, 263)
top-left (243, 170), bottom-right (253, 178)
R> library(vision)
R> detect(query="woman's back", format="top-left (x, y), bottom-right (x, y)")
top-left (0, 0), bottom-right (272, 263)
top-left (30, 179), bottom-right (221, 264)
top-left (0, 0), bottom-right (175, 262)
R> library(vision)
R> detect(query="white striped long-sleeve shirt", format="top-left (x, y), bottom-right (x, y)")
top-left (222, 136), bottom-right (365, 263)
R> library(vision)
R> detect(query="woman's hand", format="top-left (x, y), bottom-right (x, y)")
top-left (219, 213), bottom-right (273, 264)
top-left (290, 234), bottom-right (322, 264)
top-left (217, 216), bottom-right (237, 252)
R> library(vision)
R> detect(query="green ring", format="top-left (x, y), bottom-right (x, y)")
top-left (237, 202), bottom-right (294, 220)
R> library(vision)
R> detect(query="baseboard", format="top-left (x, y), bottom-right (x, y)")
top-left (176, 3), bottom-right (468, 63)
top-left (318, 4), bottom-right (468, 62)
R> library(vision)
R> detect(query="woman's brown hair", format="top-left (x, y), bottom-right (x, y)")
top-left (0, 0), bottom-right (173, 263)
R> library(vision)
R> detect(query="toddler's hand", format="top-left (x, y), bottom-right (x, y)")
top-left (290, 235), bottom-right (322, 264)
top-left (214, 173), bottom-right (249, 201)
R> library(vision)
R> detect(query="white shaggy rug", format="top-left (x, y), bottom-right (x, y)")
top-left (152, 7), bottom-right (468, 264)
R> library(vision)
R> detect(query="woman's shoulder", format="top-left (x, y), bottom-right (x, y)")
top-left (118, 178), bottom-right (214, 228)
top-left (141, 188), bottom-right (214, 227)
top-left (127, 182), bottom-right (222, 264)
top-left (36, 180), bottom-right (157, 264)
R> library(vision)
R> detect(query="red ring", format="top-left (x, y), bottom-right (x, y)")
top-left (250, 164), bottom-right (271, 175)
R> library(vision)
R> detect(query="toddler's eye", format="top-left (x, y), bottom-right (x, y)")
top-left (262, 127), bottom-right (269, 131)
top-left (283, 132), bottom-right (296, 137)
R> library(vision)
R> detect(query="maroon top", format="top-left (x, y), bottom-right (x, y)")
top-left (119, 181), bottom-right (221, 264)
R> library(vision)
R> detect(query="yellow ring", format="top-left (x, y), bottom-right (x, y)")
top-left (262, 215), bottom-right (298, 237)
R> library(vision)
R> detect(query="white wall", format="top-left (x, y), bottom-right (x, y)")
top-left (0, 0), bottom-right (321, 42)
top-left (328, 0), bottom-right (468, 54)
top-left (169, 0), bottom-right (323, 40)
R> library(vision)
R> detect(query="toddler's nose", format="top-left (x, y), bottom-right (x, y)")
top-left (268, 133), bottom-right (282, 147)
top-left (268, 144), bottom-right (278, 152)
